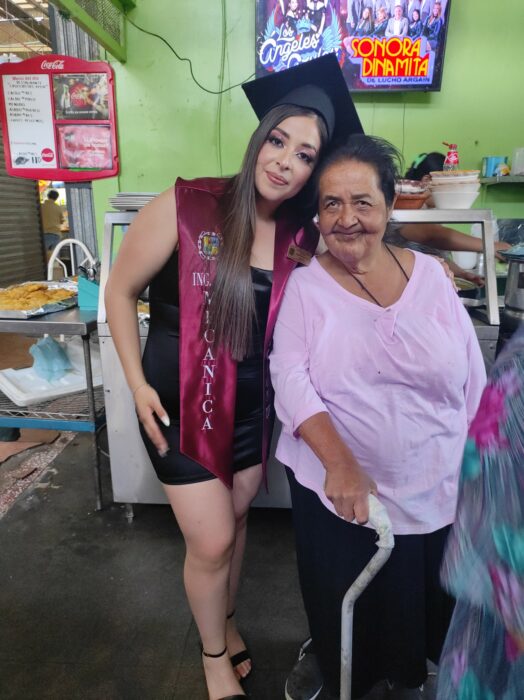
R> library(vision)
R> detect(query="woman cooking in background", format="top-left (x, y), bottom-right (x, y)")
top-left (271, 134), bottom-right (486, 699)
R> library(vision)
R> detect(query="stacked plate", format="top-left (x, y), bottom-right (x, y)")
top-left (108, 192), bottom-right (159, 211)
top-left (429, 170), bottom-right (480, 209)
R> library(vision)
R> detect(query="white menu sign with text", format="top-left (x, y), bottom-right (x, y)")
top-left (2, 73), bottom-right (56, 169)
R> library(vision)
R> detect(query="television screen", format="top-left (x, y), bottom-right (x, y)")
top-left (255, 1), bottom-right (452, 92)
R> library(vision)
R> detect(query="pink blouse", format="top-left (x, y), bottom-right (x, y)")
top-left (270, 252), bottom-right (486, 534)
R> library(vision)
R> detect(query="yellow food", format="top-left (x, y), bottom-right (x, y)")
top-left (0, 283), bottom-right (76, 311)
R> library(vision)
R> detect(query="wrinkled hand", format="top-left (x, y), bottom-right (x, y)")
top-left (134, 383), bottom-right (170, 456)
top-left (324, 464), bottom-right (377, 524)
top-left (495, 241), bottom-right (511, 261)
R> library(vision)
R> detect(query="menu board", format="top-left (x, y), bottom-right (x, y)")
top-left (0, 55), bottom-right (118, 181)
top-left (2, 74), bottom-right (56, 169)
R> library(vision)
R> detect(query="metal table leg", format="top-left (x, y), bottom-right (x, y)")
top-left (82, 333), bottom-right (102, 510)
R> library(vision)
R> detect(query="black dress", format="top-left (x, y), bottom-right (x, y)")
top-left (140, 251), bottom-right (273, 485)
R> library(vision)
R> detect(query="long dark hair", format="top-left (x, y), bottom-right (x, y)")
top-left (208, 104), bottom-right (328, 361)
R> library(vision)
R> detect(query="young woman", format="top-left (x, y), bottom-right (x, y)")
top-left (354, 6), bottom-right (374, 35)
top-left (408, 7), bottom-right (423, 37)
top-left (373, 7), bottom-right (389, 37)
top-left (104, 55), bottom-right (361, 700)
top-left (422, 0), bottom-right (443, 50)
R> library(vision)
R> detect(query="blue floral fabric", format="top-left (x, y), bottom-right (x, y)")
top-left (437, 326), bottom-right (524, 699)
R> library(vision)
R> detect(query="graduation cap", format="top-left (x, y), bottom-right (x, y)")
top-left (242, 54), bottom-right (363, 144)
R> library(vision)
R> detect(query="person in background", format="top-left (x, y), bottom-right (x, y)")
top-left (404, 149), bottom-right (444, 181)
top-left (408, 7), bottom-right (423, 37)
top-left (384, 0), bottom-right (406, 18)
top-left (278, 0), bottom-right (303, 31)
top-left (104, 55), bottom-right (361, 700)
top-left (406, 0), bottom-right (421, 19)
top-left (305, 0), bottom-right (328, 36)
top-left (422, 0), bottom-right (444, 50)
top-left (385, 3), bottom-right (408, 36)
top-left (419, 0), bottom-right (434, 23)
top-left (437, 324), bottom-right (524, 699)
top-left (373, 6), bottom-right (389, 35)
top-left (272, 134), bottom-right (486, 700)
top-left (354, 5), bottom-right (374, 34)
top-left (391, 151), bottom-right (511, 286)
top-left (347, 0), bottom-right (373, 31)
top-left (40, 190), bottom-right (65, 255)
top-left (343, 4), bottom-right (374, 52)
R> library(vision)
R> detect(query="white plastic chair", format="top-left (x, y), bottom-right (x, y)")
top-left (47, 238), bottom-right (96, 280)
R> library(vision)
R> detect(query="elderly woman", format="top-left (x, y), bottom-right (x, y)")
top-left (270, 135), bottom-right (486, 699)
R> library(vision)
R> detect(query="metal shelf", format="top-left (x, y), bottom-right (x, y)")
top-left (0, 307), bottom-right (98, 335)
top-left (0, 305), bottom-right (105, 509)
top-left (480, 176), bottom-right (524, 185)
top-left (0, 386), bottom-right (105, 432)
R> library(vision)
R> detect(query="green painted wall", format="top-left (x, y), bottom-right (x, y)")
top-left (93, 0), bottom-right (524, 245)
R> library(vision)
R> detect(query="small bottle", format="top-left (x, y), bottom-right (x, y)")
top-left (443, 142), bottom-right (459, 171)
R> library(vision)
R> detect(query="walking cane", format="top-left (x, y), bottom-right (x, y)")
top-left (340, 494), bottom-right (395, 700)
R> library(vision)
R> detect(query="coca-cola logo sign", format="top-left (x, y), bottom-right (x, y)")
top-left (41, 59), bottom-right (65, 70)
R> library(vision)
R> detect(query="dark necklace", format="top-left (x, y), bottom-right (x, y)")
top-left (347, 244), bottom-right (409, 308)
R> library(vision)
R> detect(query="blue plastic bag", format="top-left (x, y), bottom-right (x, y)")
top-left (29, 337), bottom-right (72, 382)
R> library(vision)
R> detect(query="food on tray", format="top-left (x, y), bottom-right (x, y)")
top-left (0, 282), bottom-right (76, 311)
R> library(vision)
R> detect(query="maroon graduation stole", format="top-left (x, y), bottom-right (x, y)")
top-left (176, 177), bottom-right (319, 488)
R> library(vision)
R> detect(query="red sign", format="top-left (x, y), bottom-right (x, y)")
top-left (0, 54), bottom-right (119, 181)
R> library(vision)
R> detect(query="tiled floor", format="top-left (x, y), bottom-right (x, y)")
top-left (0, 434), bottom-right (437, 700)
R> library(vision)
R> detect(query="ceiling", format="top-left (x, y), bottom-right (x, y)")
top-left (0, 0), bottom-right (52, 58)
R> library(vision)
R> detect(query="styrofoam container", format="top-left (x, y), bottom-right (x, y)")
top-left (431, 189), bottom-right (479, 209)
top-left (430, 172), bottom-right (480, 185)
top-left (430, 169), bottom-right (480, 178)
top-left (0, 337), bottom-right (102, 406)
top-left (453, 251), bottom-right (478, 270)
top-left (429, 182), bottom-right (481, 192)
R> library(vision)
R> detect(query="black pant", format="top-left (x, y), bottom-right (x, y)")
top-left (286, 468), bottom-right (454, 698)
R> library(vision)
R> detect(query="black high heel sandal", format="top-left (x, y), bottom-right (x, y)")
top-left (201, 646), bottom-right (247, 700)
top-left (226, 610), bottom-right (252, 680)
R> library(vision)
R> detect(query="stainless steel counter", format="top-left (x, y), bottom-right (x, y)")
top-left (0, 307), bottom-right (98, 336)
